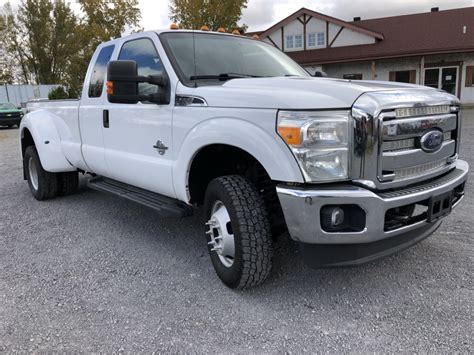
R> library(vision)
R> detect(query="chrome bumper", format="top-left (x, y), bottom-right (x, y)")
top-left (277, 160), bottom-right (469, 245)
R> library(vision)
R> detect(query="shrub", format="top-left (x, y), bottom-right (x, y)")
top-left (48, 86), bottom-right (69, 100)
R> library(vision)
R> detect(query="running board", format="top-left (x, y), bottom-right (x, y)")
top-left (87, 177), bottom-right (193, 218)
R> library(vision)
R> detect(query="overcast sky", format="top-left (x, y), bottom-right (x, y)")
top-left (5, 0), bottom-right (474, 32)
top-left (140, 0), bottom-right (473, 32)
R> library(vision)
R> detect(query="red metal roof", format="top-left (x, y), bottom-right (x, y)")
top-left (285, 7), bottom-right (474, 65)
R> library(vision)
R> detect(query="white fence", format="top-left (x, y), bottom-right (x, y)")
top-left (0, 84), bottom-right (62, 106)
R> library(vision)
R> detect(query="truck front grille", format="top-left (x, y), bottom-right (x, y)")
top-left (377, 108), bottom-right (459, 186)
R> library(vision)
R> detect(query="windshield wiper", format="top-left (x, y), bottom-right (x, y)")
top-left (189, 73), bottom-right (261, 81)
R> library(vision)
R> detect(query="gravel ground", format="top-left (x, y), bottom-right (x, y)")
top-left (1, 110), bottom-right (473, 353)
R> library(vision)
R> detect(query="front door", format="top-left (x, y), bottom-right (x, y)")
top-left (102, 37), bottom-right (175, 198)
top-left (424, 66), bottom-right (459, 97)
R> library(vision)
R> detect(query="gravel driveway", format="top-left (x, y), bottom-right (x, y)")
top-left (1, 110), bottom-right (473, 352)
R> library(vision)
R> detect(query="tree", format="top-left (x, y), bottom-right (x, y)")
top-left (169, 0), bottom-right (248, 32)
top-left (0, 3), bottom-right (31, 83)
top-left (0, 0), bottom-right (141, 97)
top-left (69, 0), bottom-right (141, 96)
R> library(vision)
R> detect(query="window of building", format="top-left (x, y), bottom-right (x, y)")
top-left (88, 45), bottom-right (115, 98)
top-left (343, 74), bottom-right (363, 80)
top-left (294, 35), bottom-right (303, 48)
top-left (308, 32), bottom-right (325, 48)
top-left (389, 70), bottom-right (416, 84)
top-left (317, 32), bottom-right (325, 46)
top-left (119, 38), bottom-right (164, 96)
top-left (285, 35), bottom-right (303, 50)
top-left (308, 33), bottom-right (316, 47)
top-left (466, 66), bottom-right (474, 87)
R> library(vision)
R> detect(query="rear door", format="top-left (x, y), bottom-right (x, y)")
top-left (102, 36), bottom-right (175, 197)
top-left (79, 44), bottom-right (116, 175)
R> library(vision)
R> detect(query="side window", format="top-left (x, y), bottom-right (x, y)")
top-left (88, 45), bottom-right (115, 98)
top-left (119, 38), bottom-right (164, 95)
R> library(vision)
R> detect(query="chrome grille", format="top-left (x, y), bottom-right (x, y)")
top-left (378, 109), bottom-right (458, 185)
top-left (351, 90), bottom-right (461, 191)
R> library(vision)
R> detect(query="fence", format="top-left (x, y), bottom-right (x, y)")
top-left (0, 84), bottom-right (63, 106)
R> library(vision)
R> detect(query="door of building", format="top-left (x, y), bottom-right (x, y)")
top-left (424, 66), bottom-right (459, 97)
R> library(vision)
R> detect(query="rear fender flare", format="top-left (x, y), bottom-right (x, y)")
top-left (20, 110), bottom-right (75, 172)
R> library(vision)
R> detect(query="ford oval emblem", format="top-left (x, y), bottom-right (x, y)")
top-left (420, 130), bottom-right (444, 152)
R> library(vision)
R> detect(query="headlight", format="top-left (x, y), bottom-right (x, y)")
top-left (277, 110), bottom-right (350, 182)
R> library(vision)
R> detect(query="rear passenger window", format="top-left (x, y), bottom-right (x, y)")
top-left (88, 45), bottom-right (115, 98)
top-left (118, 38), bottom-right (164, 95)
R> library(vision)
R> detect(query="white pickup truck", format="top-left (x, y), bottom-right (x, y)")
top-left (21, 30), bottom-right (469, 289)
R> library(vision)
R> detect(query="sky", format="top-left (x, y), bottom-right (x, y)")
top-left (141, 0), bottom-right (473, 32)
top-left (4, 0), bottom-right (474, 32)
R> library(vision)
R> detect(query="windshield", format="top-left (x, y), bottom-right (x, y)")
top-left (160, 32), bottom-right (309, 85)
top-left (0, 102), bottom-right (17, 110)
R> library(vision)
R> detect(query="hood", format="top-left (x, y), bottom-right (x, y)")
top-left (178, 77), bottom-right (437, 109)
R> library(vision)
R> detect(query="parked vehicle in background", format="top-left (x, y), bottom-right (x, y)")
top-left (19, 30), bottom-right (469, 289)
top-left (0, 102), bottom-right (23, 128)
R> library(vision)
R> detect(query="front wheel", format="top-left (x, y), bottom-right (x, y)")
top-left (204, 175), bottom-right (273, 289)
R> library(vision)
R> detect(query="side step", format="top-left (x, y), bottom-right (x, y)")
top-left (87, 177), bottom-right (193, 218)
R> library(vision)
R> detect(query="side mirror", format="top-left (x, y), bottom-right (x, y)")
top-left (107, 60), bottom-right (139, 104)
top-left (106, 60), bottom-right (169, 104)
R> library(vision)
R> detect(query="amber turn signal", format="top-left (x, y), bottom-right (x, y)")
top-left (201, 25), bottom-right (209, 31)
top-left (106, 81), bottom-right (113, 95)
top-left (170, 23), bottom-right (179, 30)
top-left (232, 29), bottom-right (240, 35)
top-left (217, 27), bottom-right (225, 33)
top-left (278, 126), bottom-right (302, 146)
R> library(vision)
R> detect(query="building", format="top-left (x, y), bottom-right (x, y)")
top-left (248, 7), bottom-right (474, 105)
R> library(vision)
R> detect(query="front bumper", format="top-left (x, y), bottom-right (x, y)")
top-left (277, 160), bottom-right (468, 246)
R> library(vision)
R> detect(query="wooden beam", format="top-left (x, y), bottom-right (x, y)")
top-left (266, 36), bottom-right (279, 49)
top-left (329, 27), bottom-right (343, 48)
top-left (303, 16), bottom-right (307, 50)
top-left (326, 21), bottom-right (329, 48)
top-left (304, 15), bottom-right (312, 25)
top-left (371, 61), bottom-right (376, 80)
top-left (297, 17), bottom-right (304, 25)
top-left (281, 27), bottom-right (284, 51)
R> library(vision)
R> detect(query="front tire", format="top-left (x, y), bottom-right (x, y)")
top-left (204, 175), bottom-right (273, 289)
top-left (24, 146), bottom-right (58, 200)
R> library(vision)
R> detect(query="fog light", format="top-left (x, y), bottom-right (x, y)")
top-left (320, 205), bottom-right (366, 233)
top-left (321, 206), bottom-right (345, 231)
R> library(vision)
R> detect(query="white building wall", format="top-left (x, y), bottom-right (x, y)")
top-left (306, 17), bottom-right (326, 48)
top-left (282, 20), bottom-right (304, 52)
top-left (331, 28), bottom-right (376, 47)
top-left (264, 32), bottom-right (282, 50)
top-left (328, 23), bottom-right (341, 45)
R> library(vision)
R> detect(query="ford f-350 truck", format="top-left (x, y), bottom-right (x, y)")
top-left (20, 30), bottom-right (468, 289)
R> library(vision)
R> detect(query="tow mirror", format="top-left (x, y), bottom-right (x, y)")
top-left (106, 60), bottom-right (169, 104)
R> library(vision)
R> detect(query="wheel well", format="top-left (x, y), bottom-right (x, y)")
top-left (188, 144), bottom-right (286, 235)
top-left (21, 128), bottom-right (35, 157)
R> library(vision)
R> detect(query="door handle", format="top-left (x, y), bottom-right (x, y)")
top-left (103, 109), bottom-right (109, 128)
top-left (153, 140), bottom-right (168, 155)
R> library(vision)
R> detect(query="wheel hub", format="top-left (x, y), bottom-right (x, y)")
top-left (206, 201), bottom-right (235, 267)
top-left (28, 156), bottom-right (39, 191)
